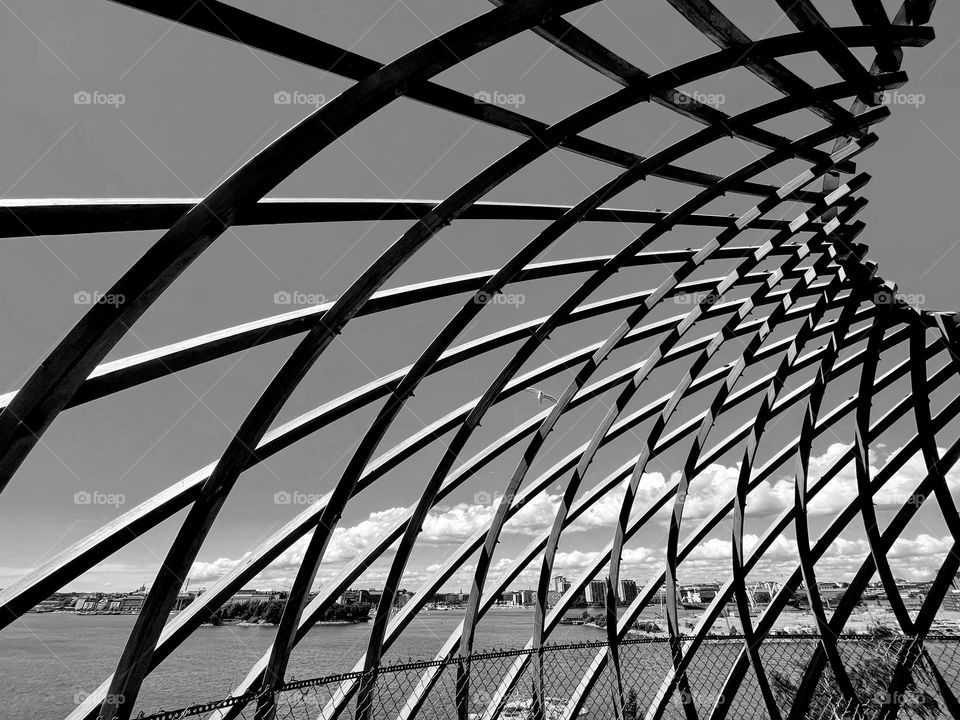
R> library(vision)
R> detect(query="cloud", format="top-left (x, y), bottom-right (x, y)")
top-left (189, 508), bottom-right (407, 584)
top-left (186, 442), bottom-right (960, 589)
top-left (889, 533), bottom-right (954, 560)
top-left (190, 555), bottom-right (250, 583)
top-left (553, 550), bottom-right (599, 571)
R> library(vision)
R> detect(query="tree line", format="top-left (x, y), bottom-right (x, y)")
top-left (208, 599), bottom-right (372, 625)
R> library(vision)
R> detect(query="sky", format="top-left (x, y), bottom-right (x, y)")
top-left (1, 0), bottom-right (960, 613)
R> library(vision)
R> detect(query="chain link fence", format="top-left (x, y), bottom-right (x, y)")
top-left (133, 634), bottom-right (960, 720)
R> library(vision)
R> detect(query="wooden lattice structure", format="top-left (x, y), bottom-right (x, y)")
top-left (1, 1), bottom-right (957, 719)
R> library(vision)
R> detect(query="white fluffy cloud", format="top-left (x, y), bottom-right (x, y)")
top-left (189, 507), bottom-right (406, 584)
top-left (188, 443), bottom-right (960, 588)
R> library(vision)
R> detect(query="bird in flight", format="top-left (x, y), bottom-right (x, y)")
top-left (525, 387), bottom-right (558, 404)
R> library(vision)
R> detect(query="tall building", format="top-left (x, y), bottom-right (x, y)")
top-left (553, 575), bottom-right (571, 594)
top-left (618, 579), bottom-right (638, 605)
top-left (584, 580), bottom-right (606, 606)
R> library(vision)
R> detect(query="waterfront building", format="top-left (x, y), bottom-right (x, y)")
top-left (618, 579), bottom-right (638, 605)
top-left (584, 580), bottom-right (606, 606)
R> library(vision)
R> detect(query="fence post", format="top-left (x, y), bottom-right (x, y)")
top-left (456, 655), bottom-right (471, 720)
top-left (355, 665), bottom-right (379, 720)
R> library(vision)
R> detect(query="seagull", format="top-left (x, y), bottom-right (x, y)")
top-left (525, 387), bottom-right (558, 404)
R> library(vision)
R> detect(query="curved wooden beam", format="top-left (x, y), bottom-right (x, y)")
top-left (203, 297), bottom-right (889, 720)
top-left (609, 246), bottom-right (847, 720)
top-left (788, 290), bottom-right (866, 715)
top-left (707, 398), bottom-right (960, 720)
top-left (79, 5), bottom-right (607, 717)
top-left (773, 0), bottom-right (881, 104)
top-left (554, 335), bottom-right (949, 720)
top-left (386, 329), bottom-right (940, 720)
top-left (654, 391), bottom-right (959, 720)
top-left (0, 0), bottom-right (598, 505)
top-left (451, 119), bottom-right (881, 720)
top-left (1, 270), bottom-right (835, 633)
top-left (0, 275), bottom-right (794, 625)
top-left (526, 186), bottom-right (866, 720)
top-left (657, 245), bottom-right (861, 720)
top-left (0, 34), bottom-right (924, 503)
top-left (245, 64), bottom-right (892, 720)
top-left (2, 5), bottom-right (950, 720)
top-left (871, 313), bottom-right (960, 720)
top-left (67, 286), bottom-right (867, 720)
top-left (1, 250), bottom-right (807, 412)
top-left (108, 2), bottom-right (930, 193)
top-left (0, 198), bottom-right (806, 239)
top-left (256, 82), bottom-right (890, 720)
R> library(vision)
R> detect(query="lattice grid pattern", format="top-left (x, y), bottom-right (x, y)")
top-left (0, 1), bottom-right (957, 720)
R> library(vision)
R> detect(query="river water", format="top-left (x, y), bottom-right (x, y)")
top-left (0, 609), bottom-right (618, 719)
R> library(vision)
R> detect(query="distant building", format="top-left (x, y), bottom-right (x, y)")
top-left (34, 599), bottom-right (65, 612)
top-left (120, 594), bottom-right (145, 613)
top-left (506, 590), bottom-right (534, 606)
top-left (173, 592), bottom-right (195, 612)
top-left (75, 597), bottom-right (98, 612)
top-left (553, 576), bottom-right (571, 594)
top-left (585, 580), bottom-right (606, 606)
top-left (341, 589), bottom-right (382, 606)
top-left (227, 589), bottom-right (285, 605)
top-left (680, 585), bottom-right (718, 605)
top-left (618, 579), bottom-right (638, 605)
